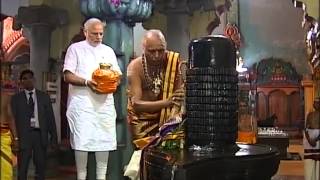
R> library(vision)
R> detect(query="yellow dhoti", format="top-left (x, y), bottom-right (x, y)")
top-left (1, 128), bottom-right (13, 180)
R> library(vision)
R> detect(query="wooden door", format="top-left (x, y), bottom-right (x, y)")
top-left (269, 90), bottom-right (288, 127)
top-left (257, 92), bottom-right (267, 122)
top-left (289, 92), bottom-right (303, 127)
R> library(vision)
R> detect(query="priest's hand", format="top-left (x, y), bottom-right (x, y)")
top-left (170, 88), bottom-right (185, 106)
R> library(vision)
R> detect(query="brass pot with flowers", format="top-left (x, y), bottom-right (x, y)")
top-left (92, 63), bottom-right (121, 94)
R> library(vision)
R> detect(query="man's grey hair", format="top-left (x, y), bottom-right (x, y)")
top-left (143, 29), bottom-right (167, 49)
top-left (83, 18), bottom-right (104, 31)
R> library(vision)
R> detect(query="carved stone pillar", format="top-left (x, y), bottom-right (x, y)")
top-left (301, 77), bottom-right (315, 121)
top-left (14, 5), bottom-right (68, 89)
top-left (166, 12), bottom-right (189, 59)
top-left (157, 0), bottom-right (189, 59)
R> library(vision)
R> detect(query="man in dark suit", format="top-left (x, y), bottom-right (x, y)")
top-left (11, 69), bottom-right (58, 180)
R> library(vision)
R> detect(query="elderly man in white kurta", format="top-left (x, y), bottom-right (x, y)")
top-left (63, 18), bottom-right (122, 180)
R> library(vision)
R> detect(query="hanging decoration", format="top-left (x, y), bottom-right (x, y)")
top-left (224, 23), bottom-right (241, 49)
top-left (110, 0), bottom-right (121, 7)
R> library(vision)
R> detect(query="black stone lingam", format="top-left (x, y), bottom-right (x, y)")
top-left (142, 36), bottom-right (280, 180)
top-left (186, 35), bottom-right (238, 148)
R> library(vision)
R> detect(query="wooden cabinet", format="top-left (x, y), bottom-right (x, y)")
top-left (257, 85), bottom-right (302, 127)
top-left (253, 58), bottom-right (304, 129)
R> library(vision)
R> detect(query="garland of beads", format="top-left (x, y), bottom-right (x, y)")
top-left (142, 54), bottom-right (163, 96)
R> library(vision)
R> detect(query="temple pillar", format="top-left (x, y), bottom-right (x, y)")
top-left (14, 5), bottom-right (68, 90)
top-left (166, 13), bottom-right (189, 59)
top-left (301, 77), bottom-right (315, 122)
top-left (155, 0), bottom-right (195, 60)
top-left (22, 25), bottom-right (51, 89)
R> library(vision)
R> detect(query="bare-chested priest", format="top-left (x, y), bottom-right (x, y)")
top-left (127, 29), bottom-right (185, 149)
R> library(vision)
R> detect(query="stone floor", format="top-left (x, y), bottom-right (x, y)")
top-left (272, 141), bottom-right (304, 180)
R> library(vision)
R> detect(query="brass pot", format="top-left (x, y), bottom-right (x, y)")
top-left (92, 63), bottom-right (121, 94)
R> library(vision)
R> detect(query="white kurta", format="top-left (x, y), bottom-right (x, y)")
top-left (63, 40), bottom-right (122, 151)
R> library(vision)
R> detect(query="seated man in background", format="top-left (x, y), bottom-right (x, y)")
top-left (304, 97), bottom-right (320, 180)
top-left (127, 29), bottom-right (185, 149)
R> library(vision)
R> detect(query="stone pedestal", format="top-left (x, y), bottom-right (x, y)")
top-left (143, 144), bottom-right (280, 180)
top-left (14, 5), bottom-right (68, 90)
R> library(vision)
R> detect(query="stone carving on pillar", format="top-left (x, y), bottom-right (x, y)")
top-left (302, 14), bottom-right (320, 71)
top-left (293, 0), bottom-right (320, 123)
top-left (293, 0), bottom-right (320, 71)
top-left (13, 5), bottom-right (68, 89)
top-left (80, 0), bottom-right (153, 23)
top-left (293, 1), bottom-right (320, 84)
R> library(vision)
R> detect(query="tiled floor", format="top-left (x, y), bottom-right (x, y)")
top-left (17, 139), bottom-right (305, 180)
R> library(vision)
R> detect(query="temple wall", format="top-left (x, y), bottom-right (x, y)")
top-left (299, 0), bottom-right (319, 20)
top-left (1, 0), bottom-right (29, 16)
top-left (29, 0), bottom-right (44, 5)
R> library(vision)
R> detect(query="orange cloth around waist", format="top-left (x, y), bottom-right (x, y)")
top-left (128, 112), bottom-right (159, 140)
top-left (127, 94), bottom-right (160, 141)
